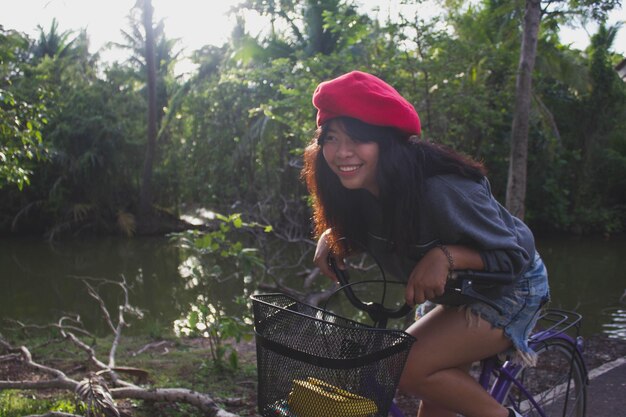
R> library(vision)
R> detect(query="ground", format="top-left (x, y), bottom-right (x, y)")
top-left (1, 334), bottom-right (625, 416)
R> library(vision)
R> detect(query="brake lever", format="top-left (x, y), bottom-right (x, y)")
top-left (444, 271), bottom-right (510, 314)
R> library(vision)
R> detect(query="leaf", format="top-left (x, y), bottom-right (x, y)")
top-left (76, 374), bottom-right (120, 417)
top-left (188, 311), bottom-right (199, 329)
top-left (229, 349), bottom-right (239, 369)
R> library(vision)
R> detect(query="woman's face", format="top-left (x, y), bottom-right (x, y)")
top-left (321, 120), bottom-right (380, 196)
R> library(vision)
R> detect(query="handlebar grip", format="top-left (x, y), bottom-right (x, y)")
top-left (451, 270), bottom-right (515, 285)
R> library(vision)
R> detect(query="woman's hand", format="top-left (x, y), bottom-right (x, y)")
top-left (405, 247), bottom-right (450, 306)
top-left (405, 245), bottom-right (485, 306)
top-left (313, 229), bottom-right (345, 282)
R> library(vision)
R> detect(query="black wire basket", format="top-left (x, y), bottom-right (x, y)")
top-left (251, 293), bottom-right (415, 417)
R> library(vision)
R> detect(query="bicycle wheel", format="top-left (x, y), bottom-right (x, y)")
top-left (503, 337), bottom-right (587, 417)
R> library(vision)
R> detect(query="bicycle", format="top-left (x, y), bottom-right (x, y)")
top-left (251, 252), bottom-right (588, 417)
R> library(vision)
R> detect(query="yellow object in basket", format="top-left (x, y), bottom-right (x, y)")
top-left (287, 377), bottom-right (378, 417)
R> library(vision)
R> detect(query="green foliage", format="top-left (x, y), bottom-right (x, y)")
top-left (171, 213), bottom-right (268, 369)
top-left (0, 87), bottom-right (48, 190)
top-left (174, 296), bottom-right (252, 371)
top-left (0, 29), bottom-right (49, 190)
top-left (0, 390), bottom-right (78, 417)
top-left (1, 1), bottom-right (625, 235)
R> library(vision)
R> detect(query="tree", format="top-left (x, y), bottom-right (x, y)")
top-left (505, 0), bottom-right (620, 219)
top-left (0, 28), bottom-right (49, 191)
top-left (569, 23), bottom-right (626, 232)
top-left (138, 0), bottom-right (158, 222)
top-left (32, 18), bottom-right (80, 60)
top-left (505, 0), bottom-right (541, 219)
top-left (238, 0), bottom-right (367, 56)
top-left (3, 20), bottom-right (152, 237)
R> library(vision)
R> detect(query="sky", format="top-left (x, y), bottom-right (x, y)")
top-left (3, 0), bottom-right (625, 75)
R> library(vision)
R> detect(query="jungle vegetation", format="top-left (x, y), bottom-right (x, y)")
top-left (1, 0), bottom-right (625, 240)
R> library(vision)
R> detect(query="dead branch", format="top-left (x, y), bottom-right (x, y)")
top-left (111, 387), bottom-right (240, 417)
top-left (0, 339), bottom-right (78, 391)
top-left (132, 340), bottom-right (168, 356)
top-left (79, 274), bottom-right (139, 370)
top-left (0, 351), bottom-right (237, 417)
top-left (0, 378), bottom-right (77, 390)
top-left (0, 277), bottom-right (242, 417)
top-left (3, 317), bottom-right (94, 339)
top-left (303, 267), bottom-right (320, 289)
top-left (257, 281), bottom-right (335, 307)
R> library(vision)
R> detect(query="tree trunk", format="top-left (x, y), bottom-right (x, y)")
top-left (505, 0), bottom-right (542, 220)
top-left (139, 0), bottom-right (158, 219)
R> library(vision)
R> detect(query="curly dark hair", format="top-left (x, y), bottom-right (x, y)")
top-left (301, 117), bottom-right (486, 257)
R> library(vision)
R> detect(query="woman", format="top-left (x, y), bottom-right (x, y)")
top-left (302, 71), bottom-right (549, 417)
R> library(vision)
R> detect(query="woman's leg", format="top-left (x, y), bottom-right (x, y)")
top-left (415, 362), bottom-right (473, 417)
top-left (398, 305), bottom-right (511, 417)
top-left (417, 399), bottom-right (457, 417)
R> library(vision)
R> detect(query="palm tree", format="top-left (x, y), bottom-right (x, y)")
top-left (137, 0), bottom-right (158, 221)
top-left (33, 18), bottom-right (80, 60)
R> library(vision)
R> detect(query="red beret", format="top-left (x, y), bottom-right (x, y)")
top-left (312, 71), bottom-right (421, 135)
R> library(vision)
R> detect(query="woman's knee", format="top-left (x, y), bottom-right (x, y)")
top-left (397, 351), bottom-right (473, 395)
top-left (397, 353), bottom-right (435, 394)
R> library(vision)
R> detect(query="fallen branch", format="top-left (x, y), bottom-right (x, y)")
top-left (132, 340), bottom-right (168, 356)
top-left (111, 387), bottom-right (240, 416)
top-left (0, 277), bottom-right (242, 417)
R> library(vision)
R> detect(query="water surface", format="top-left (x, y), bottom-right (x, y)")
top-left (1, 235), bottom-right (624, 339)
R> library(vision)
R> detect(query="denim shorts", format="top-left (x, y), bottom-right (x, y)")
top-left (416, 252), bottom-right (550, 365)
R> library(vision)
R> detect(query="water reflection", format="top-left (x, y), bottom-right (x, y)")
top-left (536, 234), bottom-right (626, 339)
top-left (602, 308), bottom-right (626, 339)
top-left (0, 236), bottom-right (190, 335)
top-left (1, 234), bottom-right (625, 340)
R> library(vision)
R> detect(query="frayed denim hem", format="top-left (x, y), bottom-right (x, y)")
top-left (462, 304), bottom-right (539, 367)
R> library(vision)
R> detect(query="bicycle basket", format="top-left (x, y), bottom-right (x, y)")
top-left (251, 293), bottom-right (415, 417)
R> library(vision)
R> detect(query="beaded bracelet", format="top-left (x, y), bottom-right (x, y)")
top-left (437, 244), bottom-right (455, 277)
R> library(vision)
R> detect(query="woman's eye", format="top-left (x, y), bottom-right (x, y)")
top-left (325, 135), bottom-right (337, 143)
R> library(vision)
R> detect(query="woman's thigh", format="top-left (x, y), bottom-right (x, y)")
top-left (403, 305), bottom-right (512, 377)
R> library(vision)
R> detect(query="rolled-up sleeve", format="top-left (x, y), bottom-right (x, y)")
top-left (424, 176), bottom-right (535, 275)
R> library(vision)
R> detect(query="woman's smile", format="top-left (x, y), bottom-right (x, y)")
top-left (337, 164), bottom-right (363, 173)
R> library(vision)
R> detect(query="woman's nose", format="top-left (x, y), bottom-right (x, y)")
top-left (336, 138), bottom-right (355, 157)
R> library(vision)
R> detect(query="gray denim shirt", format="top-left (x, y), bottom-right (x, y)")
top-left (359, 174), bottom-right (536, 281)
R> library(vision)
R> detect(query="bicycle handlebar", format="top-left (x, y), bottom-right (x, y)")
top-left (328, 254), bottom-right (516, 326)
top-left (329, 257), bottom-right (412, 326)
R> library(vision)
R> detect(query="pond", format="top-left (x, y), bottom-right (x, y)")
top-left (0, 234), bottom-right (624, 340)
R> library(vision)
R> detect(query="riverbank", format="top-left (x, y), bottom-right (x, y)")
top-left (1, 332), bottom-right (624, 416)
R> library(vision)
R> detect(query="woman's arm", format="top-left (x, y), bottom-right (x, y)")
top-left (425, 176), bottom-right (535, 275)
top-left (312, 228), bottom-right (345, 282)
top-left (405, 244), bottom-right (484, 306)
